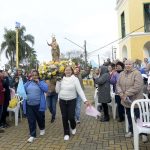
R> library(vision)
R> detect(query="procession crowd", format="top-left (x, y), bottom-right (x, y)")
top-left (0, 57), bottom-right (150, 144)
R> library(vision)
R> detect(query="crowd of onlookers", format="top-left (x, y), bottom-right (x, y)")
top-left (92, 57), bottom-right (150, 143)
top-left (0, 57), bottom-right (150, 143)
top-left (0, 65), bottom-right (91, 142)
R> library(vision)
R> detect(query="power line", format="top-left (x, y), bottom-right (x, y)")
top-left (88, 24), bottom-right (145, 55)
top-left (64, 37), bottom-right (84, 50)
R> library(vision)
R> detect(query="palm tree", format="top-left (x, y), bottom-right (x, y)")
top-left (1, 26), bottom-right (36, 70)
top-left (1, 28), bottom-right (16, 68)
top-left (18, 26), bottom-right (34, 61)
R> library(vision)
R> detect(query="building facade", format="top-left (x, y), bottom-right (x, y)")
top-left (116, 0), bottom-right (150, 60)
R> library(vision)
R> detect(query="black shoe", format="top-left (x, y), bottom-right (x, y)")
top-left (0, 123), bottom-right (5, 128)
top-left (100, 117), bottom-right (109, 122)
top-left (118, 117), bottom-right (125, 122)
top-left (0, 123), bottom-right (10, 128)
top-left (51, 118), bottom-right (55, 123)
top-left (0, 129), bottom-right (4, 133)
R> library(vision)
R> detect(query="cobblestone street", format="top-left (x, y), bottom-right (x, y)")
top-left (0, 86), bottom-right (150, 150)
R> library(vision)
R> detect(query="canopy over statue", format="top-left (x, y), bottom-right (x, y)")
top-left (47, 36), bottom-right (60, 61)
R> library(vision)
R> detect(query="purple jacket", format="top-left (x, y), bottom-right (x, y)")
top-left (110, 72), bottom-right (120, 93)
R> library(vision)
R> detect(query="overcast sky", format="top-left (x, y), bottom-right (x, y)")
top-left (0, 0), bottom-right (118, 66)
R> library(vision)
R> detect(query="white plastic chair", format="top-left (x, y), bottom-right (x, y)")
top-left (124, 109), bottom-right (129, 133)
top-left (94, 88), bottom-right (100, 109)
top-left (131, 99), bottom-right (150, 150)
top-left (143, 93), bottom-right (149, 99)
top-left (7, 94), bottom-right (23, 126)
top-left (94, 88), bottom-right (101, 119)
top-left (125, 93), bottom-right (149, 133)
top-left (108, 92), bottom-right (117, 120)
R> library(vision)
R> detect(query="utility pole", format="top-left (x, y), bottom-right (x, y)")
top-left (84, 40), bottom-right (87, 68)
top-left (15, 22), bottom-right (20, 68)
top-left (114, 47), bottom-right (117, 60)
top-left (112, 46), bottom-right (117, 61)
top-left (112, 46), bottom-right (114, 61)
top-left (98, 54), bottom-right (100, 67)
top-left (64, 38), bottom-right (88, 69)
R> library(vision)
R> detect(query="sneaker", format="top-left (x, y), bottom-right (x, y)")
top-left (71, 128), bottom-right (76, 135)
top-left (64, 135), bottom-right (69, 141)
top-left (76, 120), bottom-right (80, 124)
top-left (125, 132), bottom-right (132, 138)
top-left (27, 137), bottom-right (35, 143)
top-left (142, 135), bottom-right (148, 143)
top-left (40, 129), bottom-right (45, 136)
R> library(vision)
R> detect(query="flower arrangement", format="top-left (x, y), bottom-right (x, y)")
top-left (38, 59), bottom-right (76, 80)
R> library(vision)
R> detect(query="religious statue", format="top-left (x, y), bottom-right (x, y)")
top-left (47, 36), bottom-right (60, 62)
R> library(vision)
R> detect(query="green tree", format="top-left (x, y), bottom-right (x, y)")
top-left (1, 26), bottom-right (36, 70)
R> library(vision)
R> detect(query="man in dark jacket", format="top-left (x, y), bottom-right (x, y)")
top-left (12, 68), bottom-right (27, 92)
top-left (0, 70), bottom-right (5, 132)
top-left (0, 71), bottom-right (11, 128)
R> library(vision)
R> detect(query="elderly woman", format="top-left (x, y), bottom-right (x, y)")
top-left (116, 60), bottom-right (148, 142)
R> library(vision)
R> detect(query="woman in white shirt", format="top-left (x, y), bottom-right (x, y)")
top-left (56, 66), bottom-right (90, 141)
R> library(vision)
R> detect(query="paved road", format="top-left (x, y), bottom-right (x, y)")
top-left (0, 86), bottom-right (149, 150)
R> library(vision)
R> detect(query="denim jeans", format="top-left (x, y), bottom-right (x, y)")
top-left (0, 105), bottom-right (3, 121)
top-left (46, 93), bottom-right (58, 119)
top-left (75, 94), bottom-right (82, 121)
top-left (26, 104), bottom-right (45, 137)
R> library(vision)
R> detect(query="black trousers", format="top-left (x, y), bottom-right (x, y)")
top-left (59, 99), bottom-right (76, 135)
top-left (102, 103), bottom-right (109, 118)
top-left (26, 104), bottom-right (45, 137)
top-left (115, 95), bottom-right (124, 119)
top-left (126, 107), bottom-right (147, 136)
top-left (0, 102), bottom-right (9, 124)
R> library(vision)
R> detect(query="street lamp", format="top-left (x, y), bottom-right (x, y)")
top-left (15, 22), bottom-right (20, 68)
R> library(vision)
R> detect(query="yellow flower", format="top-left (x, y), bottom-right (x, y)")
top-left (52, 71), bottom-right (56, 76)
top-left (59, 66), bottom-right (65, 73)
top-left (54, 61), bottom-right (59, 65)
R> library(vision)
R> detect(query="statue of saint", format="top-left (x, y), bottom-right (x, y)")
top-left (47, 36), bottom-right (60, 61)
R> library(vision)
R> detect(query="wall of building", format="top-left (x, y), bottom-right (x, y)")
top-left (130, 35), bottom-right (150, 60)
top-left (117, 0), bottom-right (150, 60)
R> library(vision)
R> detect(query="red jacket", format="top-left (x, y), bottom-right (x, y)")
top-left (0, 79), bottom-right (4, 105)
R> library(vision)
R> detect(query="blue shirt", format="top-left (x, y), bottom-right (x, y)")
top-left (26, 81), bottom-right (41, 105)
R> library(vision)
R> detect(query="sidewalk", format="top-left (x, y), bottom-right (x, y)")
top-left (0, 86), bottom-right (149, 150)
